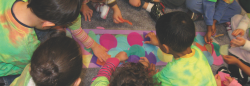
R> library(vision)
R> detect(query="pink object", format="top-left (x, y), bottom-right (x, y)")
top-left (218, 71), bottom-right (231, 86)
top-left (127, 32), bottom-right (143, 46)
top-left (212, 50), bottom-right (224, 65)
top-left (100, 34), bottom-right (117, 50)
top-left (96, 26), bottom-right (105, 29)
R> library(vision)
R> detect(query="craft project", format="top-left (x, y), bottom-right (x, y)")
top-left (205, 44), bottom-right (213, 54)
top-left (127, 32), bottom-right (143, 46)
top-left (202, 51), bottom-right (214, 65)
top-left (194, 34), bottom-right (206, 46)
top-left (108, 48), bottom-right (123, 57)
top-left (115, 36), bottom-right (130, 51)
top-left (100, 34), bottom-right (117, 50)
top-left (213, 42), bottom-right (221, 56)
top-left (129, 45), bottom-right (145, 57)
top-left (212, 50), bottom-right (224, 66)
top-left (195, 43), bottom-right (207, 51)
top-left (96, 35), bottom-right (100, 44)
top-left (145, 52), bottom-right (157, 64)
top-left (82, 55), bottom-right (93, 68)
top-left (127, 55), bottom-right (140, 63)
top-left (220, 44), bottom-right (229, 55)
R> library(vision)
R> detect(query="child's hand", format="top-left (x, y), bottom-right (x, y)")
top-left (230, 37), bottom-right (246, 47)
top-left (144, 32), bottom-right (160, 46)
top-left (214, 74), bottom-right (221, 86)
top-left (139, 57), bottom-right (150, 68)
top-left (91, 42), bottom-right (110, 62)
top-left (115, 51), bottom-right (128, 62)
top-left (223, 55), bottom-right (240, 65)
top-left (232, 29), bottom-right (245, 37)
top-left (81, 4), bottom-right (93, 21)
top-left (112, 5), bottom-right (123, 24)
top-left (148, 63), bottom-right (159, 76)
top-left (204, 26), bottom-right (213, 44)
top-left (223, 76), bottom-right (234, 86)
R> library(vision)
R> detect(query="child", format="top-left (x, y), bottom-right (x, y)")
top-left (10, 35), bottom-right (82, 86)
top-left (81, 0), bottom-right (124, 24)
top-left (91, 52), bottom-right (159, 86)
top-left (144, 12), bottom-right (217, 85)
top-left (0, 0), bottom-right (109, 84)
top-left (186, 0), bottom-right (242, 44)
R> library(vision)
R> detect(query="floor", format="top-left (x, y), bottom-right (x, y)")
top-left (35, 0), bottom-right (233, 85)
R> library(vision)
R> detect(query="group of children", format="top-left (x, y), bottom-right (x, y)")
top-left (0, 0), bottom-right (250, 86)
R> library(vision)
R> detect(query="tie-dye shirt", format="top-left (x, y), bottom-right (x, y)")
top-left (153, 45), bottom-right (217, 86)
top-left (0, 0), bottom-right (94, 77)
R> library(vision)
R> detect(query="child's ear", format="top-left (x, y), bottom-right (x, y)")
top-left (162, 44), bottom-right (170, 54)
top-left (42, 21), bottom-right (55, 28)
top-left (73, 78), bottom-right (81, 86)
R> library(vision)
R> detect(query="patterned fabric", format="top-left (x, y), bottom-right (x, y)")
top-left (153, 45), bottom-right (217, 86)
top-left (0, 0), bottom-right (40, 77)
top-left (91, 58), bottom-right (120, 86)
top-left (10, 64), bottom-right (32, 86)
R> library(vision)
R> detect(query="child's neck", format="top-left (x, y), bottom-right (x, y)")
top-left (172, 47), bottom-right (192, 58)
top-left (13, 1), bottom-right (41, 27)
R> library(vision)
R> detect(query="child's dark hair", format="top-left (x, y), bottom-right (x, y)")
top-left (30, 36), bottom-right (82, 86)
top-left (156, 11), bottom-right (195, 52)
top-left (110, 62), bottom-right (160, 86)
top-left (27, 0), bottom-right (82, 26)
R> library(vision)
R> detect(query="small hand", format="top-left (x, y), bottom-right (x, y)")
top-left (91, 42), bottom-right (110, 62)
top-left (230, 37), bottom-right (246, 47)
top-left (144, 32), bottom-right (160, 46)
top-left (115, 51), bottom-right (128, 62)
top-left (223, 76), bottom-right (234, 86)
top-left (204, 26), bottom-right (213, 44)
top-left (214, 74), bottom-right (221, 86)
top-left (148, 63), bottom-right (159, 76)
top-left (139, 57), bottom-right (150, 68)
top-left (223, 55), bottom-right (240, 65)
top-left (232, 29), bottom-right (245, 37)
top-left (81, 4), bottom-right (93, 21)
top-left (112, 5), bottom-right (123, 24)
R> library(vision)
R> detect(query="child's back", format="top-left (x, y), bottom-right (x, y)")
top-left (145, 11), bottom-right (216, 85)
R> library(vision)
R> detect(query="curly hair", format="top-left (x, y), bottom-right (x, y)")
top-left (109, 62), bottom-right (160, 86)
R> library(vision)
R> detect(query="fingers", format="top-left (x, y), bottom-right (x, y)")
top-left (225, 76), bottom-right (233, 82)
top-left (231, 39), bottom-right (241, 46)
top-left (204, 36), bottom-right (210, 44)
top-left (145, 32), bottom-right (155, 38)
top-left (84, 14), bottom-right (88, 21)
top-left (144, 41), bottom-right (151, 44)
top-left (232, 30), bottom-right (240, 36)
top-left (156, 69), bottom-right (159, 73)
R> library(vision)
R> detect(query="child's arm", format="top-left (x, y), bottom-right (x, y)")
top-left (91, 52), bottom-right (128, 86)
top-left (111, 4), bottom-right (123, 24)
top-left (69, 16), bottom-right (110, 62)
top-left (223, 55), bottom-right (250, 76)
top-left (144, 32), bottom-right (160, 46)
top-left (232, 14), bottom-right (249, 37)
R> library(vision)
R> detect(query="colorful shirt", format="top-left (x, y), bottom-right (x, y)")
top-left (10, 64), bottom-right (35, 86)
top-left (0, 0), bottom-right (94, 77)
top-left (153, 45), bottom-right (217, 86)
top-left (91, 58), bottom-right (120, 86)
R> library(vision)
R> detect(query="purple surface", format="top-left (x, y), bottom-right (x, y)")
top-left (91, 55), bottom-right (101, 67)
top-left (145, 52), bottom-right (157, 64)
top-left (127, 55), bottom-right (140, 63)
top-left (143, 32), bottom-right (150, 41)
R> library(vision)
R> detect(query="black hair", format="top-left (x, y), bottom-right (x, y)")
top-left (27, 0), bottom-right (82, 26)
top-left (30, 35), bottom-right (82, 86)
top-left (110, 62), bottom-right (160, 86)
top-left (156, 11), bottom-right (195, 52)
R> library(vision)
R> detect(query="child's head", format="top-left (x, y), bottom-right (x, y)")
top-left (156, 11), bottom-right (195, 53)
top-left (30, 36), bottom-right (82, 86)
top-left (110, 62), bottom-right (159, 86)
top-left (27, 0), bottom-right (82, 29)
